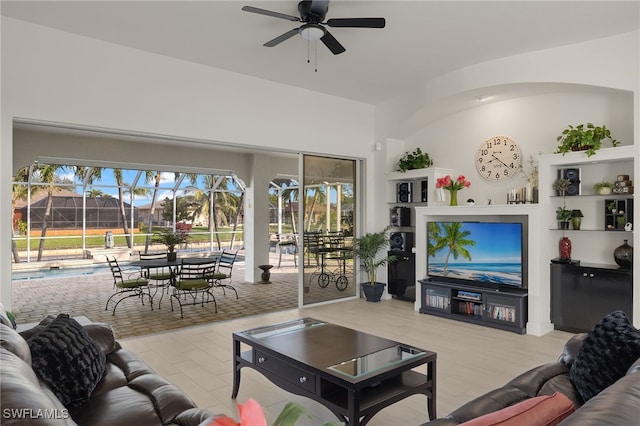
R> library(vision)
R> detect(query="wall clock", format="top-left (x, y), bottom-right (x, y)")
top-left (475, 136), bottom-right (522, 181)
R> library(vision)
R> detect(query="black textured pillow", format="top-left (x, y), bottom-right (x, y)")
top-left (27, 314), bottom-right (106, 408)
top-left (569, 310), bottom-right (640, 401)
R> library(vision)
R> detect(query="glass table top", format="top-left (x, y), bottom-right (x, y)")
top-left (328, 345), bottom-right (426, 378)
top-left (238, 318), bottom-right (325, 339)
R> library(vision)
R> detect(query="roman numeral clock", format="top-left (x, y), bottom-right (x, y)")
top-left (475, 136), bottom-right (522, 181)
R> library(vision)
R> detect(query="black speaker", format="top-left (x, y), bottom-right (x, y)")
top-left (397, 182), bottom-right (413, 203)
top-left (420, 179), bottom-right (428, 203)
top-left (390, 232), bottom-right (413, 251)
top-left (387, 251), bottom-right (415, 301)
top-left (558, 168), bottom-right (581, 196)
top-left (390, 207), bottom-right (411, 227)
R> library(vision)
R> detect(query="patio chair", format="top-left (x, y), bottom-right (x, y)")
top-left (170, 259), bottom-right (217, 318)
top-left (211, 249), bottom-right (239, 298)
top-left (138, 251), bottom-right (173, 308)
top-left (276, 233), bottom-right (298, 268)
top-left (105, 257), bottom-right (150, 316)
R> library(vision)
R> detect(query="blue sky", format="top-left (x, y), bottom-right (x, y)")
top-left (58, 168), bottom-right (239, 207)
top-left (429, 222), bottom-right (523, 264)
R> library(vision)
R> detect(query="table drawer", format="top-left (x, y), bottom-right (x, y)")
top-left (255, 350), bottom-right (315, 393)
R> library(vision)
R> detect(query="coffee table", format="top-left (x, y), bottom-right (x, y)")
top-left (232, 318), bottom-right (436, 426)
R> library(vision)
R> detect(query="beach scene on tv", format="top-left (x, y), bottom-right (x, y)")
top-left (427, 222), bottom-right (523, 287)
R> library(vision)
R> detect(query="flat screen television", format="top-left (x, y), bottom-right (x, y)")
top-left (427, 221), bottom-right (525, 289)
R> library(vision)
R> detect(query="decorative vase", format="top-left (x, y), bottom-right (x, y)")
top-left (448, 189), bottom-right (458, 206)
top-left (559, 237), bottom-right (572, 260)
top-left (613, 239), bottom-right (633, 269)
top-left (571, 217), bottom-right (581, 230)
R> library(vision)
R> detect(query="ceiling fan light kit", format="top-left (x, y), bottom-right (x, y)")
top-left (242, 0), bottom-right (385, 55)
top-left (300, 24), bottom-right (325, 41)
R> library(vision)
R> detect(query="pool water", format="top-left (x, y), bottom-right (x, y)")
top-left (11, 264), bottom-right (114, 281)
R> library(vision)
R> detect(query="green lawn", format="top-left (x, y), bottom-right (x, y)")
top-left (12, 226), bottom-right (244, 250)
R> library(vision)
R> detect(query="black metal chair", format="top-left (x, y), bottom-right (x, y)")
top-left (138, 251), bottom-right (173, 308)
top-left (105, 256), bottom-right (150, 315)
top-left (170, 259), bottom-right (217, 318)
top-left (211, 249), bottom-right (239, 298)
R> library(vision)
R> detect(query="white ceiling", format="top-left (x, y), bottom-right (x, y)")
top-left (3, 1), bottom-right (639, 105)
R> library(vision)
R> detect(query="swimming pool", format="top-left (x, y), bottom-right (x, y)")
top-left (11, 264), bottom-right (114, 281)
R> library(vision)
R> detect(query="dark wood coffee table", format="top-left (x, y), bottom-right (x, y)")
top-left (232, 318), bottom-right (436, 426)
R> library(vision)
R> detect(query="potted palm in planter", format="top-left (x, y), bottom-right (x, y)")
top-left (151, 228), bottom-right (190, 261)
top-left (352, 228), bottom-right (397, 302)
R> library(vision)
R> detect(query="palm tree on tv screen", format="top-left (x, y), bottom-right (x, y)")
top-left (428, 222), bottom-right (475, 275)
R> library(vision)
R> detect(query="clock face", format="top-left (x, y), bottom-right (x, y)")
top-left (475, 136), bottom-right (522, 181)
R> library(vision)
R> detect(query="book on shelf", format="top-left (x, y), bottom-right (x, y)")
top-left (425, 293), bottom-right (450, 310)
top-left (457, 290), bottom-right (482, 301)
top-left (488, 305), bottom-right (516, 322)
top-left (457, 301), bottom-right (484, 316)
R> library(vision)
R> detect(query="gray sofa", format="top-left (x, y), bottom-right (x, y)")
top-left (0, 304), bottom-right (219, 425)
top-left (422, 311), bottom-right (640, 426)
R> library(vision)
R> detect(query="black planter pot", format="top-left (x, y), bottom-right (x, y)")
top-left (167, 251), bottom-right (177, 262)
top-left (361, 282), bottom-right (386, 302)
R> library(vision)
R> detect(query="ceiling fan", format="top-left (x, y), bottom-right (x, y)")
top-left (241, 0), bottom-right (385, 55)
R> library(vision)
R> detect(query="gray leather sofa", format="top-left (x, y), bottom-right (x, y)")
top-left (0, 305), bottom-right (219, 426)
top-left (422, 314), bottom-right (640, 426)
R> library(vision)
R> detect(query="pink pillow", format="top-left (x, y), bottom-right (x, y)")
top-left (460, 392), bottom-right (575, 426)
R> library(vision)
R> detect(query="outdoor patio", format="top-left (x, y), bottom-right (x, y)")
top-left (11, 253), bottom-right (299, 339)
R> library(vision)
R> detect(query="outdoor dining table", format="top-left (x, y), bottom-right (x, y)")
top-left (129, 255), bottom-right (221, 308)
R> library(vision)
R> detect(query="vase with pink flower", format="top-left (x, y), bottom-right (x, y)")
top-left (435, 175), bottom-right (471, 206)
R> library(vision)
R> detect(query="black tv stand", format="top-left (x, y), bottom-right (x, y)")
top-left (419, 279), bottom-right (528, 334)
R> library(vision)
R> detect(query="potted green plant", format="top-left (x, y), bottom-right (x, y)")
top-left (397, 147), bottom-right (433, 172)
top-left (555, 123), bottom-right (618, 157)
top-left (593, 180), bottom-right (613, 195)
top-left (151, 228), bottom-right (190, 261)
top-left (556, 207), bottom-right (572, 229)
top-left (352, 228), bottom-right (397, 302)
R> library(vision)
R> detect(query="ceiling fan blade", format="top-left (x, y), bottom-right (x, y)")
top-left (264, 28), bottom-right (300, 47)
top-left (241, 6), bottom-right (300, 22)
top-left (326, 18), bottom-right (386, 28)
top-left (320, 31), bottom-right (346, 55)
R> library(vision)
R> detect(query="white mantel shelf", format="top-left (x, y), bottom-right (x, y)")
top-left (413, 204), bottom-right (552, 336)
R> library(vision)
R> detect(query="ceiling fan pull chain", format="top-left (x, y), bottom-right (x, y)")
top-left (314, 40), bottom-right (318, 72)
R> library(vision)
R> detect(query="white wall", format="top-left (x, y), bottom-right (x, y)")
top-left (401, 90), bottom-right (634, 205)
top-left (1, 18), bottom-right (374, 308)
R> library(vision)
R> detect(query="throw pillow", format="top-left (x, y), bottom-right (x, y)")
top-left (569, 310), bottom-right (640, 402)
top-left (460, 392), bottom-right (574, 426)
top-left (28, 314), bottom-right (107, 408)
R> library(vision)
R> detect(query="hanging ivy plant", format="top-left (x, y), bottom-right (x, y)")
top-left (397, 148), bottom-right (433, 172)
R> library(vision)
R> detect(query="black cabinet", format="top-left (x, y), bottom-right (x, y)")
top-left (387, 251), bottom-right (415, 302)
top-left (551, 262), bottom-right (633, 333)
top-left (419, 279), bottom-right (528, 334)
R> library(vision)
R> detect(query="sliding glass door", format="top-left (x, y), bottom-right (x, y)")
top-left (301, 155), bottom-right (358, 306)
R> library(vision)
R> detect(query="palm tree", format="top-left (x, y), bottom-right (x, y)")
top-left (428, 222), bottom-right (475, 275)
top-left (303, 185), bottom-right (326, 232)
top-left (112, 168), bottom-right (132, 248)
top-left (142, 171), bottom-right (162, 253)
top-left (86, 188), bottom-right (105, 197)
top-left (33, 164), bottom-right (67, 261)
top-left (11, 166), bottom-right (34, 263)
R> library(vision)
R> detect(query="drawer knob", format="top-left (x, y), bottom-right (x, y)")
top-left (299, 376), bottom-right (307, 383)
top-left (258, 357), bottom-right (265, 363)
